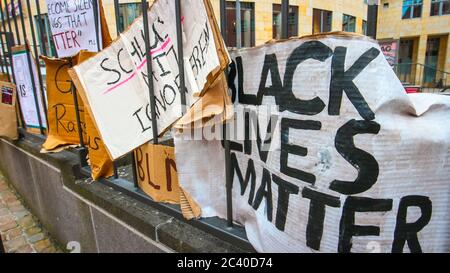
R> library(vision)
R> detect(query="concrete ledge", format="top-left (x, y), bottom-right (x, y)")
top-left (0, 135), bottom-right (252, 253)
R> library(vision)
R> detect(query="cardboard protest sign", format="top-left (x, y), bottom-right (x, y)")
top-left (75, 51), bottom-right (114, 180)
top-left (175, 33), bottom-right (450, 253)
top-left (134, 143), bottom-right (181, 204)
top-left (84, 109), bottom-right (114, 180)
top-left (12, 45), bottom-right (47, 132)
top-left (69, 0), bottom-right (229, 160)
top-left (46, 0), bottom-right (103, 57)
top-left (0, 81), bottom-right (18, 140)
top-left (41, 56), bottom-right (85, 151)
top-left (134, 142), bottom-right (201, 219)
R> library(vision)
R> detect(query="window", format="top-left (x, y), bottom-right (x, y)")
top-left (272, 4), bottom-right (299, 39)
top-left (423, 38), bottom-right (440, 84)
top-left (118, 3), bottom-right (142, 33)
top-left (342, 14), bottom-right (356, 32)
top-left (312, 9), bottom-right (332, 34)
top-left (34, 14), bottom-right (56, 57)
top-left (402, 0), bottom-right (423, 19)
top-left (225, 2), bottom-right (255, 48)
top-left (398, 39), bottom-right (416, 83)
top-left (362, 20), bottom-right (367, 35)
top-left (430, 0), bottom-right (450, 16)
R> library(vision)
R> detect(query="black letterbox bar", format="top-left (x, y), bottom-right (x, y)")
top-left (220, 0), bottom-right (234, 228)
top-left (175, 0), bottom-right (186, 114)
top-left (281, 0), bottom-right (289, 39)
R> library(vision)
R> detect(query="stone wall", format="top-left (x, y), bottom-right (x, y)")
top-left (0, 134), bottom-right (252, 253)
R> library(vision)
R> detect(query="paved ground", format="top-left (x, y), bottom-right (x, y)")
top-left (0, 171), bottom-right (63, 253)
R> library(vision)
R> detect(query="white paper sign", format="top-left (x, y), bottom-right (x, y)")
top-left (46, 0), bottom-right (102, 58)
top-left (175, 35), bottom-right (450, 253)
top-left (12, 49), bottom-right (47, 129)
top-left (72, 0), bottom-right (222, 159)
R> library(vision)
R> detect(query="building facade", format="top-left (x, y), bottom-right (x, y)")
top-left (377, 0), bottom-right (450, 87)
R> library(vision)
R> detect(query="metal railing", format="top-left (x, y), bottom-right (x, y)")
top-left (0, 0), bottom-right (292, 251)
top-left (393, 62), bottom-right (450, 93)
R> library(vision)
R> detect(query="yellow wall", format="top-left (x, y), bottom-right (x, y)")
top-left (377, 0), bottom-right (450, 81)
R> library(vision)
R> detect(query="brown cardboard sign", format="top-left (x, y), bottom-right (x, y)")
top-left (134, 144), bottom-right (181, 204)
top-left (84, 109), bottom-right (114, 180)
top-left (134, 143), bottom-right (201, 219)
top-left (76, 51), bottom-right (114, 181)
top-left (41, 56), bottom-right (85, 151)
top-left (0, 81), bottom-right (18, 140)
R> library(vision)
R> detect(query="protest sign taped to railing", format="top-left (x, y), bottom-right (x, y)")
top-left (0, 81), bottom-right (18, 140)
top-left (135, 143), bottom-right (181, 204)
top-left (134, 142), bottom-right (201, 219)
top-left (84, 108), bottom-right (114, 180)
top-left (12, 45), bottom-right (47, 133)
top-left (175, 33), bottom-right (450, 253)
top-left (46, 0), bottom-right (104, 58)
top-left (76, 51), bottom-right (114, 180)
top-left (69, 0), bottom-right (230, 160)
top-left (41, 56), bottom-right (85, 151)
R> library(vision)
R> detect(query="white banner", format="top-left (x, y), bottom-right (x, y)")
top-left (72, 0), bottom-right (222, 159)
top-left (12, 49), bottom-right (47, 129)
top-left (46, 0), bottom-right (102, 57)
top-left (175, 35), bottom-right (450, 253)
